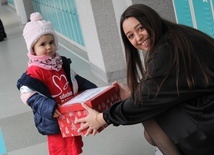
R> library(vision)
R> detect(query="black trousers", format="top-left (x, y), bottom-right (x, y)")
top-left (157, 102), bottom-right (214, 155)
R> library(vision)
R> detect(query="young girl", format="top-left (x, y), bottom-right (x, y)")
top-left (76, 4), bottom-right (214, 155)
top-left (17, 12), bottom-right (97, 155)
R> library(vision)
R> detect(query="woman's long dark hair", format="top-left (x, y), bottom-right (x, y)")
top-left (120, 4), bottom-right (214, 101)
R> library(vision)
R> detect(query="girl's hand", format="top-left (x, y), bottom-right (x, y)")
top-left (75, 103), bottom-right (107, 136)
top-left (112, 81), bottom-right (131, 100)
top-left (53, 109), bottom-right (61, 118)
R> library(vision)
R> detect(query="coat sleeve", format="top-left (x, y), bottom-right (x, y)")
top-left (75, 74), bottom-right (97, 91)
top-left (103, 44), bottom-right (211, 126)
top-left (16, 72), bottom-right (57, 119)
top-left (103, 88), bottom-right (205, 126)
top-left (27, 93), bottom-right (57, 119)
top-left (19, 86), bottom-right (36, 105)
top-left (27, 93), bottom-right (60, 135)
top-left (16, 72), bottom-right (60, 135)
top-left (61, 56), bottom-right (97, 92)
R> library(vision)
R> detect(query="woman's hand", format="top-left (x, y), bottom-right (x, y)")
top-left (75, 103), bottom-right (107, 136)
top-left (112, 81), bottom-right (131, 100)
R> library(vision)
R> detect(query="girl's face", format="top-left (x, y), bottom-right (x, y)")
top-left (122, 17), bottom-right (150, 51)
top-left (33, 34), bottom-right (57, 58)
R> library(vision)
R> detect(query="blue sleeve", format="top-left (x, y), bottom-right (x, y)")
top-left (27, 93), bottom-right (57, 119)
top-left (75, 74), bottom-right (97, 92)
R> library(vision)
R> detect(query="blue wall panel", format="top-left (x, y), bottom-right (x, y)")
top-left (7, 0), bottom-right (15, 6)
top-left (32, 0), bottom-right (85, 47)
top-left (0, 130), bottom-right (6, 155)
top-left (173, 0), bottom-right (214, 38)
top-left (173, 0), bottom-right (193, 27)
top-left (192, 0), bottom-right (214, 37)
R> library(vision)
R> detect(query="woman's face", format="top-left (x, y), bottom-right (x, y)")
top-left (122, 17), bottom-right (150, 51)
top-left (33, 34), bottom-right (57, 58)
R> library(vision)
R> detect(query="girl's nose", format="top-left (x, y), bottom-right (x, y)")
top-left (46, 45), bottom-right (51, 50)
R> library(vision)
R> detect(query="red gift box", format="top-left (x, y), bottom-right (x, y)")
top-left (57, 85), bottom-right (120, 137)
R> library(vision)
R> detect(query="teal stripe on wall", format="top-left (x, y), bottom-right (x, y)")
top-left (32, 0), bottom-right (85, 47)
top-left (173, 0), bottom-right (214, 38)
top-left (7, 0), bottom-right (15, 6)
top-left (192, 0), bottom-right (214, 37)
top-left (0, 129), bottom-right (6, 155)
top-left (173, 0), bottom-right (193, 27)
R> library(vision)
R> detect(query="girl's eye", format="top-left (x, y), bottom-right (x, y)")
top-left (40, 43), bottom-right (45, 46)
top-left (50, 40), bottom-right (54, 44)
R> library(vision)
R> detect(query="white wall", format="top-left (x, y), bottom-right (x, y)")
top-left (75, 0), bottom-right (105, 72)
top-left (76, 0), bottom-right (127, 83)
top-left (112, 0), bottom-right (132, 58)
top-left (14, 0), bottom-right (33, 24)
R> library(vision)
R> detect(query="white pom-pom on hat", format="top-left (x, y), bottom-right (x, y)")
top-left (30, 12), bottom-right (43, 21)
top-left (23, 12), bottom-right (58, 54)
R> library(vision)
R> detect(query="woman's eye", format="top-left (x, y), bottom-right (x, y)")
top-left (127, 34), bottom-right (134, 39)
top-left (138, 26), bottom-right (144, 31)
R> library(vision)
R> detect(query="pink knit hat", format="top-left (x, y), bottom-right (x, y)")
top-left (23, 12), bottom-right (58, 54)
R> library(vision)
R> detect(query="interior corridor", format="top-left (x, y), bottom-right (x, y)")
top-left (0, 4), bottom-right (154, 155)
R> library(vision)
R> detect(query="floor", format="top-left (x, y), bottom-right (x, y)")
top-left (0, 4), bottom-right (154, 155)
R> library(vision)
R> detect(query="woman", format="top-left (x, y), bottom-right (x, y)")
top-left (76, 4), bottom-right (214, 155)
